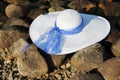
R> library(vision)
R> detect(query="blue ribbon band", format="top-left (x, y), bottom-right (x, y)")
top-left (34, 18), bottom-right (84, 54)
top-left (21, 44), bottom-right (32, 53)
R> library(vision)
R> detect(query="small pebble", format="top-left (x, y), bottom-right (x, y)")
top-left (6, 60), bottom-right (11, 64)
top-left (60, 65), bottom-right (66, 70)
top-left (65, 63), bottom-right (71, 69)
top-left (55, 74), bottom-right (62, 80)
top-left (8, 71), bottom-right (13, 80)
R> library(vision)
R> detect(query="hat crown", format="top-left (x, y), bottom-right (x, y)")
top-left (56, 9), bottom-right (82, 30)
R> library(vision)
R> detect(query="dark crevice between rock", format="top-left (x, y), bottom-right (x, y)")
top-left (62, 52), bottom-right (75, 64)
top-left (87, 6), bottom-right (105, 17)
top-left (26, 37), bottom-right (33, 44)
top-left (1, 25), bottom-right (29, 34)
top-left (99, 41), bottom-right (115, 61)
top-left (37, 49), bottom-right (57, 73)
top-left (0, 0), bottom-right (8, 14)
top-left (89, 68), bottom-right (105, 80)
top-left (113, 0), bottom-right (120, 2)
top-left (21, 17), bottom-right (34, 24)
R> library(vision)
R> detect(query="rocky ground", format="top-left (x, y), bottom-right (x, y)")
top-left (0, 0), bottom-right (120, 80)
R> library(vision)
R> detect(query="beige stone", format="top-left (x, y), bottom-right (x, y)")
top-left (70, 43), bottom-right (104, 72)
top-left (98, 57), bottom-right (120, 80)
top-left (17, 45), bottom-right (48, 77)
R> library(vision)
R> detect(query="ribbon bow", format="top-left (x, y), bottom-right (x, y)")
top-left (34, 20), bottom-right (83, 54)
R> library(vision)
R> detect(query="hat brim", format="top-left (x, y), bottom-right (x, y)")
top-left (29, 11), bottom-right (110, 55)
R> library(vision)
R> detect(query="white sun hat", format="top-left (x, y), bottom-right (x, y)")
top-left (29, 9), bottom-right (110, 55)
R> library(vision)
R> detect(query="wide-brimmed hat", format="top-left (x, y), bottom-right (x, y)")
top-left (29, 9), bottom-right (110, 55)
